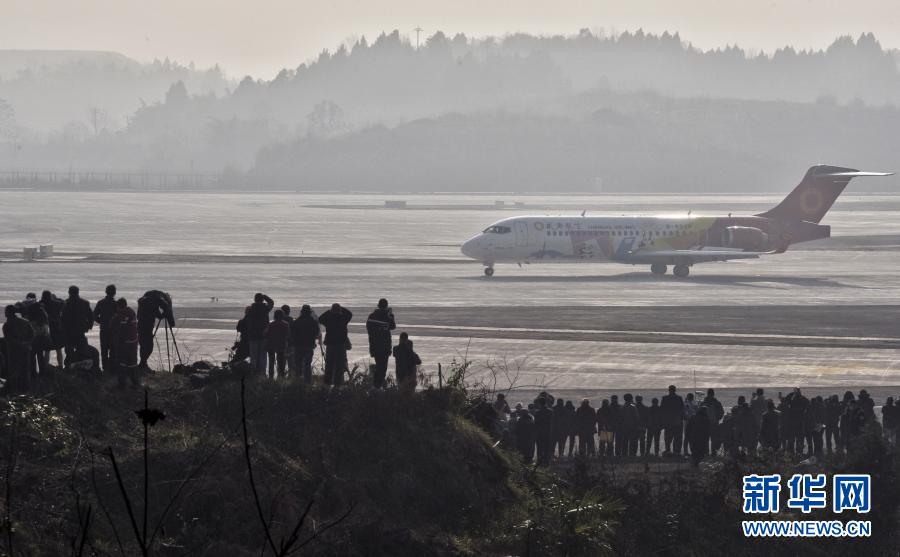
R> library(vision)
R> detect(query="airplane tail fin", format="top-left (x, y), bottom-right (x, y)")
top-left (757, 165), bottom-right (893, 223)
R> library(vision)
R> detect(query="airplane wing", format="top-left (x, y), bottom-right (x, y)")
top-left (623, 246), bottom-right (769, 265)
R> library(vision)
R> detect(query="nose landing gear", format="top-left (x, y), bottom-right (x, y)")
top-left (484, 266), bottom-right (495, 277)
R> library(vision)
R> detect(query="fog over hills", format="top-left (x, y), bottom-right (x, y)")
top-left (1, 30), bottom-right (899, 192)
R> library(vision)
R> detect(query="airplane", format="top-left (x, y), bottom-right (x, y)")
top-left (460, 165), bottom-right (893, 277)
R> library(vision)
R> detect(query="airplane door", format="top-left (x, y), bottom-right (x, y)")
top-left (515, 221), bottom-right (528, 246)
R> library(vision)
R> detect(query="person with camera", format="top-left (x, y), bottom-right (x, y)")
top-left (290, 304), bottom-right (321, 384)
top-left (61, 285), bottom-right (94, 366)
top-left (318, 303), bottom-right (353, 386)
top-left (366, 298), bottom-right (396, 388)
top-left (137, 290), bottom-right (175, 369)
top-left (245, 293), bottom-right (274, 374)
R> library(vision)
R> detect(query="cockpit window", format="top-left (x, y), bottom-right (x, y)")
top-left (483, 225), bottom-right (512, 234)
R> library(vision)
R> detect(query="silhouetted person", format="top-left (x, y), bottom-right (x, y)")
top-left (551, 399), bottom-right (567, 457)
top-left (61, 285), bottom-right (93, 366)
top-left (94, 284), bottom-right (118, 372)
top-left (750, 388), bottom-right (767, 428)
top-left (515, 409), bottom-right (536, 463)
top-left (290, 305), bottom-right (321, 384)
top-left (563, 400), bottom-right (577, 457)
top-left (805, 396), bottom-right (825, 457)
top-left (575, 399), bottom-right (597, 456)
top-left (392, 332), bottom-right (421, 393)
top-left (25, 302), bottom-right (50, 378)
top-left (110, 298), bottom-right (139, 387)
top-left (366, 298), bottom-right (396, 388)
top-left (661, 385), bottom-right (684, 455)
top-left (534, 398), bottom-right (554, 466)
top-left (232, 306), bottom-right (251, 363)
top-left (646, 398), bottom-right (662, 456)
top-left (783, 388), bottom-right (809, 453)
top-left (634, 395), bottom-right (648, 455)
top-left (685, 406), bottom-right (711, 466)
top-left (67, 339), bottom-right (100, 375)
top-left (682, 392), bottom-right (698, 455)
top-left (3, 305), bottom-right (34, 390)
top-left (609, 395), bottom-right (623, 456)
top-left (702, 388), bottom-right (724, 425)
top-left (245, 293), bottom-right (274, 373)
top-left (759, 400), bottom-right (781, 450)
top-left (882, 397), bottom-right (898, 447)
top-left (137, 290), bottom-right (174, 369)
top-left (280, 305), bottom-right (296, 376)
top-left (735, 396), bottom-right (758, 455)
top-left (40, 290), bottom-right (65, 368)
top-left (319, 303), bottom-right (353, 386)
top-left (824, 394), bottom-right (841, 454)
top-left (858, 389), bottom-right (875, 422)
top-left (264, 309), bottom-right (290, 379)
top-left (620, 393), bottom-right (641, 456)
top-left (597, 399), bottom-right (613, 456)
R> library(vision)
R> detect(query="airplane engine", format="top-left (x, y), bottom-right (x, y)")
top-left (721, 226), bottom-right (769, 250)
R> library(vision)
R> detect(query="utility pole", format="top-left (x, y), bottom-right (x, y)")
top-left (413, 26), bottom-right (423, 49)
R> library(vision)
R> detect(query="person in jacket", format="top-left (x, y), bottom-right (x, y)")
top-left (702, 388), bottom-right (725, 426)
top-left (232, 306), bottom-right (252, 364)
top-left (110, 298), bottom-right (139, 387)
top-left (575, 399), bottom-right (597, 456)
top-left (40, 290), bottom-right (65, 368)
top-left (563, 400), bottom-right (577, 457)
top-left (280, 305), bottom-right (296, 376)
top-left (682, 392), bottom-right (698, 455)
top-left (750, 388), bottom-right (767, 428)
top-left (366, 298), bottom-right (396, 388)
top-left (596, 399), bottom-right (614, 457)
top-left (26, 302), bottom-right (51, 378)
top-left (515, 409), bottom-right (536, 463)
top-left (609, 395), bottom-right (623, 456)
top-left (3, 305), bottom-right (34, 390)
top-left (646, 398), bottom-right (662, 456)
top-left (264, 309), bottom-right (290, 379)
top-left (551, 399), bottom-right (567, 457)
top-left (620, 393), bottom-right (641, 456)
top-left (392, 332), bottom-right (421, 393)
top-left (660, 385), bottom-right (684, 455)
top-left (245, 293), bottom-right (274, 373)
top-left (824, 394), bottom-right (842, 454)
top-left (93, 284), bottom-right (118, 372)
top-left (137, 290), bottom-right (174, 369)
top-left (61, 285), bottom-right (93, 366)
top-left (804, 396), bottom-right (825, 457)
top-left (533, 398), bottom-right (554, 466)
top-left (290, 305), bottom-right (321, 384)
top-left (319, 303), bottom-right (353, 386)
top-left (759, 400), bottom-right (781, 450)
top-left (685, 406), bottom-right (711, 466)
top-left (634, 395), bottom-right (648, 455)
top-left (882, 397), bottom-right (898, 446)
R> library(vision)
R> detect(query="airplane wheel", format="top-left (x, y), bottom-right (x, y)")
top-left (651, 263), bottom-right (667, 275)
top-left (484, 266), bottom-right (495, 277)
top-left (673, 264), bottom-right (690, 278)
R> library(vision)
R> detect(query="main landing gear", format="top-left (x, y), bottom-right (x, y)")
top-left (484, 266), bottom-right (495, 277)
top-left (650, 263), bottom-right (667, 275)
top-left (673, 264), bottom-right (690, 278)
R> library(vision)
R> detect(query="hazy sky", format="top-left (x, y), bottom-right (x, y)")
top-left (3, 0), bottom-right (900, 78)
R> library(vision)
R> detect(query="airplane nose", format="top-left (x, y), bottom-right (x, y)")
top-left (461, 237), bottom-right (481, 259)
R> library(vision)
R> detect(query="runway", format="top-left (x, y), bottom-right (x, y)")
top-left (3, 191), bottom-right (899, 392)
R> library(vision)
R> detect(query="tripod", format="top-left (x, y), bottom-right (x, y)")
top-left (152, 318), bottom-right (184, 372)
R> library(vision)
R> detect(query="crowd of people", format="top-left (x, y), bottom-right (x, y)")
top-left (0, 285), bottom-right (173, 389)
top-left (484, 386), bottom-right (899, 466)
top-left (231, 294), bottom-right (422, 391)
top-left (0, 286), bottom-right (423, 393)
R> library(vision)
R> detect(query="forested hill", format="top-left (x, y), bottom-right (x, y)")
top-left (2, 30), bottom-right (899, 192)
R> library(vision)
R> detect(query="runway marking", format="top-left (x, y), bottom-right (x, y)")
top-left (178, 318), bottom-right (900, 344)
